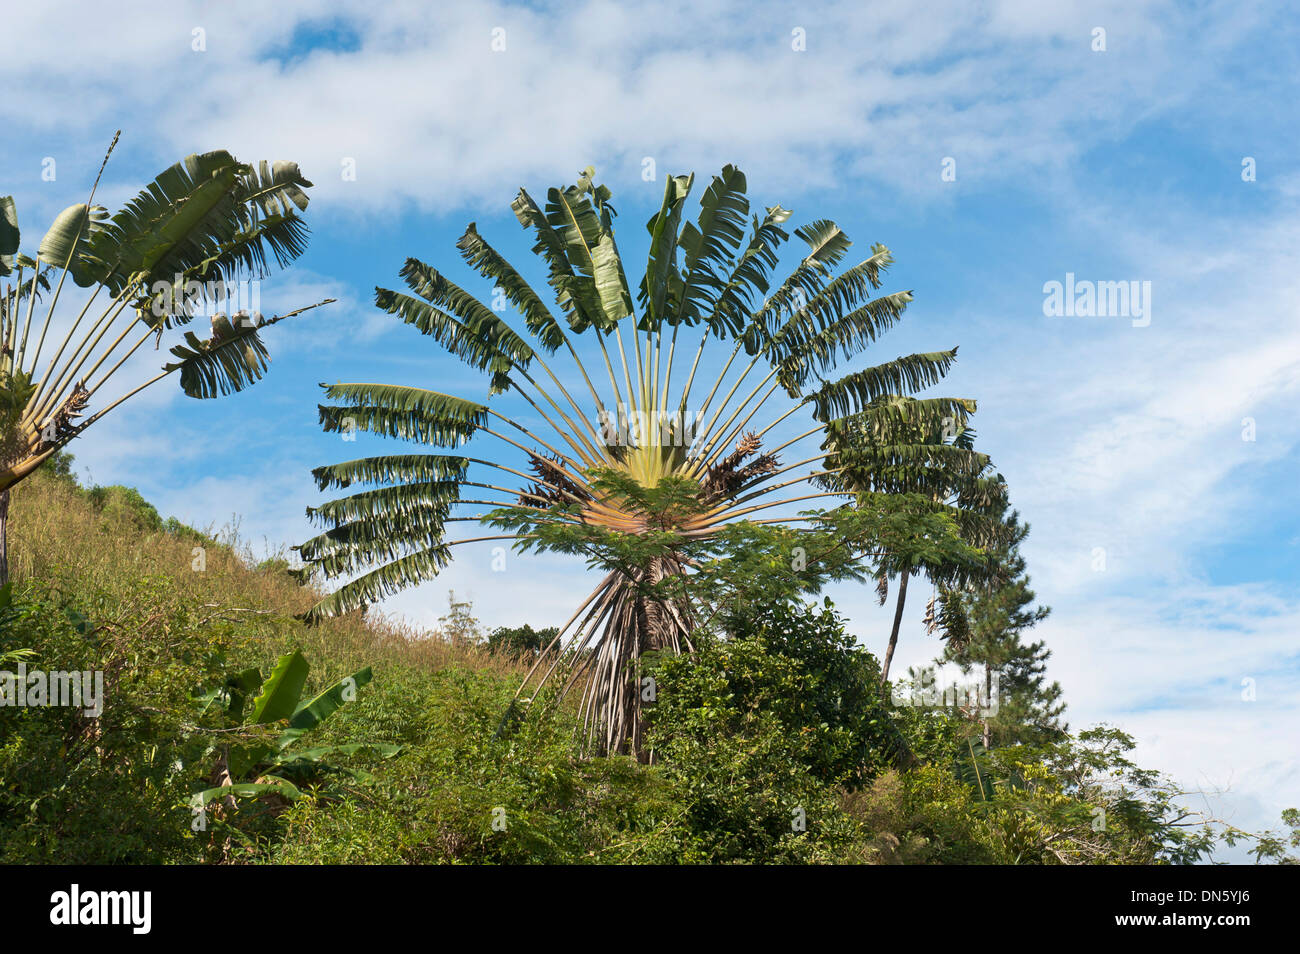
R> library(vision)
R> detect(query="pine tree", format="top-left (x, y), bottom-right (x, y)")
top-left (940, 508), bottom-right (1065, 748)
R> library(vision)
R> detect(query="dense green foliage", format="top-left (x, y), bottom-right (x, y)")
top-left (487, 623), bottom-right (558, 657)
top-left (0, 470), bottom-right (1290, 865)
top-left (0, 575), bottom-right (244, 862)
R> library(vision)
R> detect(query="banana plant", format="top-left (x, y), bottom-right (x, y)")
top-left (299, 165), bottom-right (975, 756)
top-left (0, 132), bottom-right (333, 581)
top-left (189, 650), bottom-right (397, 812)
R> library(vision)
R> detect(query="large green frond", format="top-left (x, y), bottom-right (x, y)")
top-left (707, 205), bottom-right (792, 339)
top-left (162, 305), bottom-right (321, 399)
top-left (638, 173), bottom-right (693, 329)
top-left (749, 219), bottom-right (853, 343)
top-left (302, 544), bottom-right (454, 621)
top-left (545, 174), bottom-right (634, 328)
top-left (35, 203), bottom-right (109, 279)
top-left (299, 482), bottom-right (463, 577)
top-left (373, 258), bottom-right (531, 394)
top-left (77, 152), bottom-right (312, 298)
top-left (305, 479), bottom-right (463, 528)
top-left (311, 453), bottom-right (472, 490)
top-left (809, 349), bottom-right (959, 421)
top-left (457, 224), bottom-right (567, 353)
top-left (677, 165), bottom-right (750, 326)
top-left (772, 289), bottom-right (914, 391)
top-left (317, 382), bottom-right (487, 446)
top-left (511, 188), bottom-right (607, 333)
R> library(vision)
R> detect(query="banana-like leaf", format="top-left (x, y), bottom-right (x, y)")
top-left (317, 383), bottom-right (487, 446)
top-left (162, 316), bottom-right (266, 399)
top-left (274, 666), bottom-right (374, 752)
top-left (0, 196), bottom-right (18, 275)
top-left (162, 305), bottom-right (316, 399)
top-left (512, 188), bottom-right (606, 333)
top-left (774, 290), bottom-right (914, 390)
top-left (305, 479), bottom-right (462, 527)
top-left (249, 651), bottom-right (309, 725)
top-left (376, 257), bottom-right (534, 394)
top-left (296, 527), bottom-right (448, 582)
top-left (300, 543), bottom-right (454, 621)
top-left (677, 165), bottom-right (749, 325)
top-left (36, 203), bottom-right (109, 280)
top-left (810, 349), bottom-right (959, 421)
top-left (311, 454), bottom-right (472, 491)
top-left (458, 223), bottom-right (568, 353)
top-left (638, 173), bottom-right (693, 329)
top-left (81, 151), bottom-right (312, 295)
top-left (707, 205), bottom-right (792, 338)
top-left (298, 495), bottom-right (457, 578)
top-left (545, 178), bottom-right (633, 328)
top-left (824, 396), bottom-right (977, 441)
top-left (190, 776), bottom-right (303, 807)
top-left (228, 655), bottom-right (309, 779)
top-left (749, 218), bottom-right (850, 340)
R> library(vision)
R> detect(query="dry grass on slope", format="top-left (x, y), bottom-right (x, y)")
top-left (7, 469), bottom-right (528, 681)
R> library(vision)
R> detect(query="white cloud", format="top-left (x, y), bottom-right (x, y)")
top-left (3, 0), bottom-right (1273, 214)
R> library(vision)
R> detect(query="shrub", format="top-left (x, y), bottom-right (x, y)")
top-left (487, 624), bottom-right (558, 657)
top-left (0, 577), bottom-right (239, 863)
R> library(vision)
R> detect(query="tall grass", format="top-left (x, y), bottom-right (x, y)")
top-left (8, 469), bottom-right (527, 682)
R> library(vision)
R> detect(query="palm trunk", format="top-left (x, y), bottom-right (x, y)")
top-left (0, 487), bottom-right (9, 586)
top-left (880, 568), bottom-right (910, 684)
top-left (579, 555), bottom-right (693, 761)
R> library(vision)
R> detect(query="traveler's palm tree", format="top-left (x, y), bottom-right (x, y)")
top-left (0, 134), bottom-right (329, 580)
top-left (300, 165), bottom-right (970, 754)
top-left (820, 398), bottom-right (1009, 681)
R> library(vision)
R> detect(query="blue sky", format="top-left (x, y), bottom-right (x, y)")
top-left (3, 0), bottom-right (1297, 858)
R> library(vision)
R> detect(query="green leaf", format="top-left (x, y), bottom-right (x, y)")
top-left (374, 257), bottom-right (534, 394)
top-left (301, 544), bottom-right (453, 622)
top-left (809, 349), bottom-right (960, 421)
top-left (83, 152), bottom-right (312, 298)
top-left (37, 203), bottom-right (109, 281)
top-left (190, 776), bottom-right (303, 807)
top-left (316, 382), bottom-right (487, 446)
top-left (707, 205), bottom-right (792, 338)
top-left (275, 666), bottom-right (374, 751)
top-left (162, 306), bottom-right (319, 399)
top-left (272, 742), bottom-right (401, 765)
top-left (546, 177), bottom-right (634, 328)
top-left (249, 651), bottom-right (309, 725)
top-left (457, 223), bottom-right (568, 353)
top-left (678, 165), bottom-right (750, 325)
top-left (0, 196), bottom-right (18, 276)
top-left (310, 454), bottom-right (472, 491)
top-left (639, 172), bottom-right (693, 329)
top-left (512, 188), bottom-right (606, 334)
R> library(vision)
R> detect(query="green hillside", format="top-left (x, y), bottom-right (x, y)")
top-left (2, 460), bottom-right (1288, 865)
